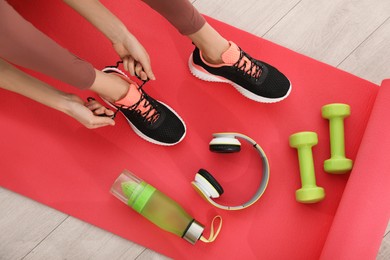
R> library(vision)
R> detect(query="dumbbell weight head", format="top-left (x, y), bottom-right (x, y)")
top-left (324, 157), bottom-right (353, 174)
top-left (289, 131), bottom-right (318, 148)
top-left (322, 103), bottom-right (350, 119)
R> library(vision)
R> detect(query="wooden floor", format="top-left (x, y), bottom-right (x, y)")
top-left (1, 0), bottom-right (389, 259)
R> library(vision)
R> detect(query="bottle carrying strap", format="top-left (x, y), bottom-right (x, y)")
top-left (200, 215), bottom-right (223, 243)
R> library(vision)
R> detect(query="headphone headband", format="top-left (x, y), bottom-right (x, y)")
top-left (192, 132), bottom-right (270, 210)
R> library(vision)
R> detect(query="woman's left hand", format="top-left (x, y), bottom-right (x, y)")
top-left (65, 94), bottom-right (116, 129)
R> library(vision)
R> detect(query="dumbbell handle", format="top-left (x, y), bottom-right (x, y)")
top-left (297, 146), bottom-right (317, 187)
top-left (329, 117), bottom-right (346, 158)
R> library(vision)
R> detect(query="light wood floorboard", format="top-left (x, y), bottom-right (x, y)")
top-left (378, 222), bottom-right (390, 260)
top-left (23, 216), bottom-right (145, 260)
top-left (0, 188), bottom-right (67, 260)
top-left (193, 0), bottom-right (302, 36)
top-left (1, 0), bottom-right (389, 259)
top-left (339, 17), bottom-right (390, 84)
top-left (263, 0), bottom-right (390, 67)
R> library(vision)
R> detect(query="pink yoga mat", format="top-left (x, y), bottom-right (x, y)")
top-left (320, 79), bottom-right (390, 259)
top-left (1, 0), bottom-right (389, 259)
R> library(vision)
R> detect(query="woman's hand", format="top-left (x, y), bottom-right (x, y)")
top-left (113, 34), bottom-right (155, 81)
top-left (63, 0), bottom-right (156, 81)
top-left (65, 94), bottom-right (116, 129)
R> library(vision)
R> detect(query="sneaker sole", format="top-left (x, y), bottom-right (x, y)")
top-left (101, 67), bottom-right (187, 146)
top-left (188, 54), bottom-right (292, 103)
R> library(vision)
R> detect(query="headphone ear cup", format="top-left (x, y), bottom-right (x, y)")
top-left (195, 168), bottom-right (224, 197)
top-left (210, 144), bottom-right (241, 153)
top-left (209, 137), bottom-right (241, 153)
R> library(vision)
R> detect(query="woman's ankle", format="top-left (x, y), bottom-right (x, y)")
top-left (90, 70), bottom-right (129, 102)
top-left (188, 23), bottom-right (230, 64)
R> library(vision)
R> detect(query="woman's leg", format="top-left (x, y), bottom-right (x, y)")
top-left (142, 0), bottom-right (291, 102)
top-left (142, 0), bottom-right (205, 35)
top-left (141, 0), bottom-right (229, 64)
top-left (90, 70), bottom-right (129, 102)
top-left (187, 23), bottom-right (230, 64)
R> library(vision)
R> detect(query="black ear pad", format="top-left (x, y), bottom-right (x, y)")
top-left (209, 144), bottom-right (241, 153)
top-left (198, 168), bottom-right (224, 195)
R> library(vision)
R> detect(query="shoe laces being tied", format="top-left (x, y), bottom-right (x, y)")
top-left (234, 49), bottom-right (263, 80)
top-left (113, 80), bottom-right (160, 124)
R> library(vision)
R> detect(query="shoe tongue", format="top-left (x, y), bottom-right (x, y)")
top-left (221, 41), bottom-right (240, 65)
top-left (115, 84), bottom-right (141, 107)
top-left (221, 41), bottom-right (261, 77)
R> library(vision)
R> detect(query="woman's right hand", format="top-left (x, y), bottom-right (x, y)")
top-left (63, 0), bottom-right (156, 81)
top-left (113, 33), bottom-right (156, 81)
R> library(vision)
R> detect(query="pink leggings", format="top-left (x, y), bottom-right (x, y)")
top-left (141, 0), bottom-right (205, 35)
top-left (0, 0), bottom-right (205, 89)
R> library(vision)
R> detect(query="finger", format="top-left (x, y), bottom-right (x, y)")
top-left (93, 106), bottom-right (107, 115)
top-left (123, 57), bottom-right (130, 72)
top-left (128, 57), bottom-right (135, 76)
top-left (138, 57), bottom-right (156, 80)
top-left (105, 108), bottom-right (114, 116)
top-left (92, 107), bottom-right (115, 118)
top-left (91, 116), bottom-right (116, 127)
top-left (86, 102), bottom-right (102, 111)
top-left (134, 62), bottom-right (145, 80)
top-left (139, 71), bottom-right (148, 81)
top-left (87, 122), bottom-right (113, 129)
top-left (85, 101), bottom-right (114, 116)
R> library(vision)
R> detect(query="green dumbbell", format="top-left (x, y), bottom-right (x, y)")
top-left (322, 103), bottom-right (353, 174)
top-left (289, 132), bottom-right (325, 203)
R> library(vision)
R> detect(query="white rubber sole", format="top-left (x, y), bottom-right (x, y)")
top-left (101, 67), bottom-right (186, 146)
top-left (188, 54), bottom-right (292, 103)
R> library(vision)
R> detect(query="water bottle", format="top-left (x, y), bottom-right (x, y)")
top-left (111, 169), bottom-right (209, 244)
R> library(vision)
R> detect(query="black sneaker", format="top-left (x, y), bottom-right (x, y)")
top-left (189, 41), bottom-right (291, 103)
top-left (101, 67), bottom-right (186, 146)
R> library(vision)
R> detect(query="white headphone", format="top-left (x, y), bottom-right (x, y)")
top-left (191, 132), bottom-right (270, 210)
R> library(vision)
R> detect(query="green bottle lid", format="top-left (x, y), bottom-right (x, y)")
top-left (121, 181), bottom-right (156, 213)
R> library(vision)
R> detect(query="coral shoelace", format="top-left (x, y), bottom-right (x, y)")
top-left (106, 61), bottom-right (160, 124)
top-left (233, 50), bottom-right (262, 80)
top-left (112, 82), bottom-right (160, 124)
